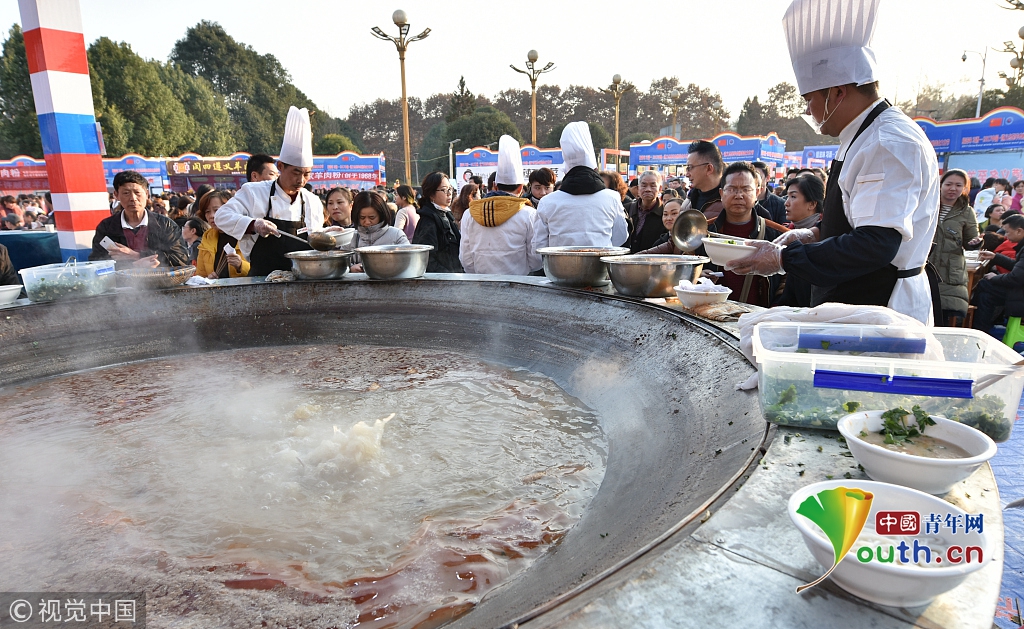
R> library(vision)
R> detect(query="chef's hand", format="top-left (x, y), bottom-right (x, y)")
top-left (252, 218), bottom-right (279, 237)
top-left (979, 251), bottom-right (996, 261)
top-left (226, 252), bottom-right (243, 270)
top-left (133, 255), bottom-right (160, 269)
top-left (725, 240), bottom-right (785, 276)
top-left (773, 227), bottom-right (818, 247)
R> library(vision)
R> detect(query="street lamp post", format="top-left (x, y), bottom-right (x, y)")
top-left (962, 47), bottom-right (988, 118)
top-left (511, 50), bottom-right (555, 145)
top-left (447, 139), bottom-right (461, 179)
top-left (371, 10), bottom-right (430, 185)
top-left (997, 27), bottom-right (1024, 93)
top-left (666, 89), bottom-right (683, 139)
top-left (599, 74), bottom-right (635, 152)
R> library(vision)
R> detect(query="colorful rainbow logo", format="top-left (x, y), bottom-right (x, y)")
top-left (795, 486), bottom-right (874, 593)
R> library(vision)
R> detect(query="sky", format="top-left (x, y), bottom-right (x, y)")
top-left (1, 0), bottom-right (1021, 121)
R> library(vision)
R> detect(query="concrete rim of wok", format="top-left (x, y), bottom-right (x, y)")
top-left (0, 275), bottom-right (766, 628)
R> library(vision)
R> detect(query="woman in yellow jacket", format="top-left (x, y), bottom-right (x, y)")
top-left (195, 190), bottom-right (250, 279)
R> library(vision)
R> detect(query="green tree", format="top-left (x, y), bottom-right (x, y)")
top-left (170, 21), bottom-right (319, 153)
top-left (444, 106), bottom-right (521, 152)
top-left (315, 133), bottom-right (358, 155)
top-left (88, 37), bottom-right (192, 155)
top-left (736, 96), bottom-right (766, 135)
top-left (446, 76), bottom-right (476, 123)
top-left (0, 24), bottom-right (41, 158)
top-left (621, 132), bottom-right (654, 150)
top-left (155, 62), bottom-right (236, 155)
top-left (417, 121), bottom-right (449, 176)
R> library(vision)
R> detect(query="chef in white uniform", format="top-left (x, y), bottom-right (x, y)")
top-left (215, 106), bottom-right (326, 276)
top-left (727, 0), bottom-right (939, 325)
top-left (532, 122), bottom-right (629, 251)
top-left (459, 135), bottom-right (542, 275)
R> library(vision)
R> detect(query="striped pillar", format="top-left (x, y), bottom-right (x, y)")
top-left (19, 0), bottom-right (107, 261)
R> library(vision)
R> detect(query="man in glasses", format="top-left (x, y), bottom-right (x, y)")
top-left (699, 162), bottom-right (783, 307)
top-left (680, 140), bottom-right (724, 221)
top-left (626, 170), bottom-right (667, 253)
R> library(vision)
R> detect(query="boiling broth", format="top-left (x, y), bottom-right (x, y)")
top-left (0, 345), bottom-right (607, 628)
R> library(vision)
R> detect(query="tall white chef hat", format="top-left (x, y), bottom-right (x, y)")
top-left (495, 135), bottom-right (524, 185)
top-left (783, 0), bottom-right (880, 96)
top-left (560, 121), bottom-right (597, 171)
top-left (279, 106), bottom-right (313, 168)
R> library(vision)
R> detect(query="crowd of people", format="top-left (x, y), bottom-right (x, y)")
top-left (0, 107), bottom-right (1021, 336)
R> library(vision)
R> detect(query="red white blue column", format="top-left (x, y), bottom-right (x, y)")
top-left (19, 0), bottom-right (107, 261)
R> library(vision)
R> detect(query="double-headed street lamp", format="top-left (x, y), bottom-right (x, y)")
top-left (511, 50), bottom-right (555, 145)
top-left (371, 10), bottom-right (430, 185)
top-left (599, 74), bottom-right (634, 152)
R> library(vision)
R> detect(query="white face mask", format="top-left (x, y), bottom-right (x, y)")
top-left (801, 88), bottom-right (842, 134)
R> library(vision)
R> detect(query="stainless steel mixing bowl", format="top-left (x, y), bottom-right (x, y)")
top-left (355, 244), bottom-right (434, 279)
top-left (284, 250), bottom-right (353, 280)
top-left (536, 246), bottom-right (631, 287)
top-left (600, 255), bottom-right (710, 297)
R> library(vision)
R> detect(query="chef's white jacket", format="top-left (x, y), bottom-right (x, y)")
top-left (531, 189), bottom-right (630, 252)
top-left (214, 180), bottom-right (325, 258)
top-left (460, 206), bottom-right (542, 275)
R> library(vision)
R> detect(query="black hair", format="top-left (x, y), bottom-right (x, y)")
top-left (470, 175), bottom-right (484, 187)
top-left (628, 179), bottom-right (638, 188)
top-left (751, 161), bottom-right (769, 178)
top-left (785, 175), bottom-right (825, 214)
top-left (982, 177), bottom-right (996, 189)
top-left (417, 172), bottom-right (449, 209)
top-left (940, 169), bottom-right (971, 196)
top-left (352, 190), bottom-right (390, 226)
top-left (395, 184), bottom-right (417, 207)
top-left (486, 171), bottom-right (496, 190)
top-left (325, 187), bottom-right (352, 204)
top-left (0, 195), bottom-right (14, 205)
top-left (722, 161), bottom-right (758, 183)
top-left (183, 217), bottom-right (206, 238)
top-left (995, 178), bottom-right (1012, 190)
top-left (687, 140), bottom-right (724, 175)
top-left (528, 167), bottom-right (556, 187)
top-left (246, 154), bottom-right (275, 181)
top-left (496, 183), bottom-right (520, 192)
top-left (985, 204), bottom-right (1005, 219)
top-left (1002, 213), bottom-right (1024, 230)
top-left (112, 170), bottom-right (148, 191)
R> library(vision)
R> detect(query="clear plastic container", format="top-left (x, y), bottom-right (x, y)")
top-left (752, 322), bottom-right (1024, 442)
top-left (19, 260), bottom-right (117, 302)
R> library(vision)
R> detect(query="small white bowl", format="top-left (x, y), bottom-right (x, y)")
top-left (837, 411), bottom-right (996, 495)
top-left (0, 284), bottom-right (21, 305)
top-left (789, 479), bottom-right (989, 607)
top-left (965, 260), bottom-right (983, 272)
top-left (673, 285), bottom-right (732, 309)
top-left (702, 237), bottom-right (756, 266)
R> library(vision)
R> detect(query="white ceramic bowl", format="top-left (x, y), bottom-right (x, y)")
top-left (673, 285), bottom-right (732, 309)
top-left (702, 237), bottom-right (756, 266)
top-left (0, 284), bottom-right (21, 305)
top-left (789, 479), bottom-right (989, 607)
top-left (965, 259), bottom-right (983, 272)
top-left (838, 411), bottom-right (996, 495)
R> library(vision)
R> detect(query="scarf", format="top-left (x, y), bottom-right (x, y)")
top-left (357, 222), bottom-right (387, 246)
top-left (469, 193), bottom-right (531, 227)
top-left (791, 213), bottom-right (820, 230)
top-left (559, 166), bottom-right (606, 196)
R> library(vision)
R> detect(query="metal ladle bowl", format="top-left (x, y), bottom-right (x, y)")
top-left (671, 209), bottom-right (709, 253)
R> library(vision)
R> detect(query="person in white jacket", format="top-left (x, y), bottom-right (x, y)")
top-left (532, 122), bottom-right (629, 252)
top-left (460, 135), bottom-right (542, 275)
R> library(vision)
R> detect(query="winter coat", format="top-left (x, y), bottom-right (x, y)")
top-left (986, 240), bottom-right (1024, 317)
top-left (195, 227), bottom-right (249, 278)
top-left (626, 197), bottom-right (668, 253)
top-left (412, 203), bottom-right (463, 273)
top-left (927, 196), bottom-right (979, 314)
top-left (89, 210), bottom-right (189, 268)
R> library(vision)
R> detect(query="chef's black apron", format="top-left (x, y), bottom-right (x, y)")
top-left (248, 181), bottom-right (312, 276)
top-left (811, 100), bottom-right (924, 307)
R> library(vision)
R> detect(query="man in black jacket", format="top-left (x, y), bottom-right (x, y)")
top-left (89, 170), bottom-right (188, 268)
top-left (626, 170), bottom-right (667, 252)
top-left (973, 213), bottom-right (1024, 331)
top-left (752, 161), bottom-right (787, 224)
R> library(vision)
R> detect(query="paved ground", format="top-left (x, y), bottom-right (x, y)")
top-left (992, 393), bottom-right (1024, 628)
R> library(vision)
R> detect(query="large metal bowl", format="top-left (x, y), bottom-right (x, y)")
top-left (284, 250), bottom-right (352, 280)
top-left (536, 246), bottom-right (631, 287)
top-left (355, 244), bottom-right (433, 279)
top-left (600, 254), bottom-right (710, 297)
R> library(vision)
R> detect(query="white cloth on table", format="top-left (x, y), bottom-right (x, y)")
top-left (532, 189), bottom-right (629, 251)
top-left (460, 206), bottom-right (541, 275)
top-left (214, 179), bottom-right (325, 258)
